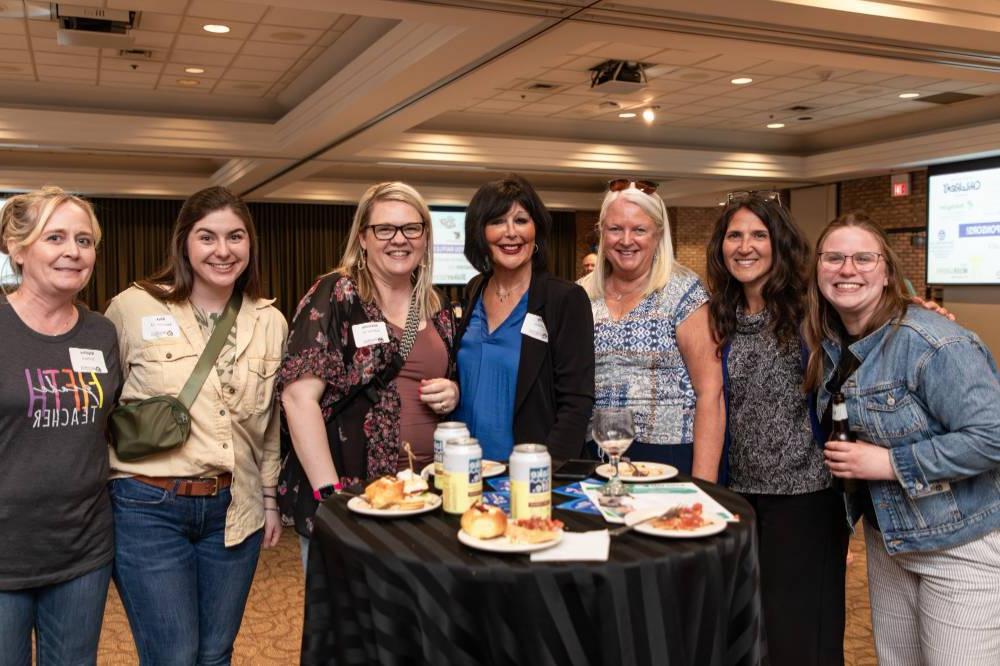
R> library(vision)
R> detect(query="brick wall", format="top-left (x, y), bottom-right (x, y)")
top-left (668, 206), bottom-right (718, 279)
top-left (838, 171), bottom-right (928, 297)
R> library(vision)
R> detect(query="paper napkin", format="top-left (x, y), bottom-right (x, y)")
top-left (530, 530), bottom-right (610, 562)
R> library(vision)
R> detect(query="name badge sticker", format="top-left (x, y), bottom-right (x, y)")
top-left (521, 313), bottom-right (549, 343)
top-left (69, 348), bottom-right (108, 374)
top-left (141, 315), bottom-right (181, 341)
top-left (352, 322), bottom-right (390, 347)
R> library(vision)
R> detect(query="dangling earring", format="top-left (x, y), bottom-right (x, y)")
top-left (357, 248), bottom-right (367, 272)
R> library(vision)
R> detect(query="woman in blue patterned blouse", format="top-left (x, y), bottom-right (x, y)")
top-left (579, 180), bottom-right (724, 479)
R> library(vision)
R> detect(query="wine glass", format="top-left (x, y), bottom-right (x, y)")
top-left (592, 407), bottom-right (635, 497)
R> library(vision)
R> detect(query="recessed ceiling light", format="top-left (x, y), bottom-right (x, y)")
top-left (270, 31), bottom-right (305, 42)
top-left (618, 112), bottom-right (637, 118)
top-left (898, 92), bottom-right (921, 99)
top-left (731, 77), bottom-right (753, 85)
top-left (184, 67), bottom-right (205, 74)
top-left (766, 122), bottom-right (785, 129)
top-left (642, 106), bottom-right (658, 123)
top-left (176, 78), bottom-right (201, 86)
top-left (202, 24), bottom-right (230, 34)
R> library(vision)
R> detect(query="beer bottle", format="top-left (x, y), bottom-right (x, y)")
top-left (830, 392), bottom-right (860, 493)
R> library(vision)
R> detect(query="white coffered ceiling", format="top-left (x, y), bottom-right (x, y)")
top-left (1, 0), bottom-right (1000, 208)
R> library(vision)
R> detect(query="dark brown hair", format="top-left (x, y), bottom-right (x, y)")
top-left (803, 211), bottom-right (909, 389)
top-left (707, 195), bottom-right (809, 354)
top-left (464, 174), bottom-right (550, 274)
top-left (138, 186), bottom-right (262, 302)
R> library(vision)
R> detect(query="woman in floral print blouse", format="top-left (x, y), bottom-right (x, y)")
top-left (277, 182), bottom-right (458, 555)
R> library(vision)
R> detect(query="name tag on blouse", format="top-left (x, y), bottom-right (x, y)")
top-left (69, 348), bottom-right (108, 374)
top-left (141, 315), bottom-right (181, 340)
top-left (352, 322), bottom-right (390, 347)
top-left (521, 313), bottom-right (549, 343)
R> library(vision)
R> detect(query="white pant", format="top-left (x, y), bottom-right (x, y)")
top-left (865, 522), bottom-right (1000, 666)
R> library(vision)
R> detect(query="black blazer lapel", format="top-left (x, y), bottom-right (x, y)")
top-left (514, 270), bottom-right (548, 414)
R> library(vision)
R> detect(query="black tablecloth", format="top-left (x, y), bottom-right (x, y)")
top-left (301, 479), bottom-right (762, 666)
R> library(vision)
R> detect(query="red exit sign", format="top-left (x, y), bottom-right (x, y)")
top-left (891, 173), bottom-right (911, 197)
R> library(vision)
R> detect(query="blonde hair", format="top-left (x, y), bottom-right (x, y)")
top-left (336, 182), bottom-right (441, 318)
top-left (581, 186), bottom-right (678, 300)
top-left (1, 186), bottom-right (101, 281)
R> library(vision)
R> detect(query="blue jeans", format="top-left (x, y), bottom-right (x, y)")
top-left (109, 478), bottom-right (263, 666)
top-left (0, 562), bottom-right (112, 666)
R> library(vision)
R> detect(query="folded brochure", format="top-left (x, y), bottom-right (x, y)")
top-left (581, 482), bottom-right (737, 525)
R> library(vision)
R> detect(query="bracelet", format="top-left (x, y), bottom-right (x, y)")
top-left (264, 507), bottom-right (280, 513)
top-left (313, 482), bottom-right (342, 501)
top-left (262, 493), bottom-right (276, 498)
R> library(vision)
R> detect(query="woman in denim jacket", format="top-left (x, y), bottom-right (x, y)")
top-left (804, 212), bottom-right (1000, 666)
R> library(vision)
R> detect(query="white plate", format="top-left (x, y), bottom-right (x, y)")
top-left (595, 461), bottom-right (678, 483)
top-left (347, 493), bottom-right (441, 518)
top-left (420, 460), bottom-right (507, 481)
top-left (458, 528), bottom-right (563, 553)
top-left (633, 516), bottom-right (727, 539)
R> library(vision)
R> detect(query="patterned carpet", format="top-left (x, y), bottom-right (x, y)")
top-left (94, 529), bottom-right (876, 664)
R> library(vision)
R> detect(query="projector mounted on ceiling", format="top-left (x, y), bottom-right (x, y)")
top-left (589, 60), bottom-right (647, 94)
top-left (54, 4), bottom-right (137, 49)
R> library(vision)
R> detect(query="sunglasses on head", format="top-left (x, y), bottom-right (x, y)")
top-left (727, 190), bottom-right (783, 207)
top-left (608, 178), bottom-right (659, 196)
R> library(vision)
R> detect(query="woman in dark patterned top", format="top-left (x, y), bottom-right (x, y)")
top-left (278, 182), bottom-right (457, 555)
top-left (706, 193), bottom-right (848, 666)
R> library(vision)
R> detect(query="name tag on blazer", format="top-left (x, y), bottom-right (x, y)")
top-left (352, 322), bottom-right (390, 347)
top-left (141, 314), bottom-right (181, 340)
top-left (521, 313), bottom-right (549, 343)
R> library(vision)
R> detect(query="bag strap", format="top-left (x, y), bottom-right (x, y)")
top-left (329, 288), bottom-right (421, 419)
top-left (176, 292), bottom-right (243, 409)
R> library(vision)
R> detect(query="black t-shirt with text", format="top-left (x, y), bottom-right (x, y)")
top-left (0, 297), bottom-right (121, 589)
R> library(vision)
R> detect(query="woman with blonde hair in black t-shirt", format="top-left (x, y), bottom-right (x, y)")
top-left (0, 187), bottom-right (122, 665)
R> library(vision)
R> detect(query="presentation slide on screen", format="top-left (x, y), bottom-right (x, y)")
top-left (927, 167), bottom-right (1000, 285)
top-left (430, 210), bottom-right (478, 285)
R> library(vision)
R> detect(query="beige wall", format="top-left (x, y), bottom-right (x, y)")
top-left (789, 184), bottom-right (838, 248)
top-left (942, 287), bottom-right (1000, 358)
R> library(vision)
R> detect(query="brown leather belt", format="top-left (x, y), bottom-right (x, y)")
top-left (131, 473), bottom-right (233, 497)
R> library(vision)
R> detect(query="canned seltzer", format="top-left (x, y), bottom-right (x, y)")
top-left (442, 437), bottom-right (482, 514)
top-left (433, 422), bottom-right (470, 490)
top-left (509, 443), bottom-right (551, 520)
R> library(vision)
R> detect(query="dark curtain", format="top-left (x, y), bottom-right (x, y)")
top-left (77, 197), bottom-right (356, 319)
top-left (548, 210), bottom-right (577, 281)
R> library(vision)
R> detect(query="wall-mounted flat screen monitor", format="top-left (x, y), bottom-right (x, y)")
top-left (927, 157), bottom-right (1000, 285)
top-left (430, 208), bottom-right (478, 285)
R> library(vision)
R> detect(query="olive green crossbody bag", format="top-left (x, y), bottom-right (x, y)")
top-left (110, 293), bottom-right (242, 462)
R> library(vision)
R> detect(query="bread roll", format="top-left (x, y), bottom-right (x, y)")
top-left (364, 476), bottom-right (404, 509)
top-left (461, 503), bottom-right (507, 539)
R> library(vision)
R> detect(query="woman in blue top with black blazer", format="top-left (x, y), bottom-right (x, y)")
top-left (452, 174), bottom-right (594, 462)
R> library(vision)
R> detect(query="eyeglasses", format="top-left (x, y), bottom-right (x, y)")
top-left (818, 251), bottom-right (883, 272)
top-left (727, 190), bottom-right (783, 207)
top-left (608, 178), bottom-right (659, 195)
top-left (365, 222), bottom-right (426, 241)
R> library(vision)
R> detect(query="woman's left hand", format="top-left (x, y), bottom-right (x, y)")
top-left (420, 378), bottom-right (459, 414)
top-left (824, 438), bottom-right (896, 481)
top-left (263, 505), bottom-right (282, 548)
